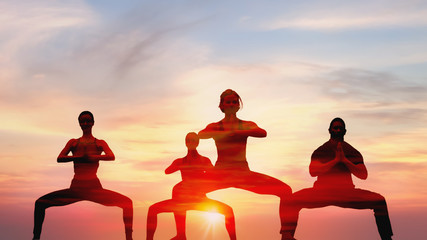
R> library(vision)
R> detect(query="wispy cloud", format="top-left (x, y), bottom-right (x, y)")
top-left (315, 68), bottom-right (427, 104)
top-left (253, 1), bottom-right (427, 31)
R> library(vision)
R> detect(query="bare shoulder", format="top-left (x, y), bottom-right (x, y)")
top-left (199, 121), bottom-right (221, 133)
top-left (200, 155), bottom-right (213, 167)
top-left (95, 139), bottom-right (108, 145)
top-left (207, 121), bottom-right (221, 129)
top-left (66, 138), bottom-right (78, 147)
top-left (241, 120), bottom-right (259, 128)
top-left (173, 157), bottom-right (184, 165)
top-left (201, 155), bottom-right (211, 162)
top-left (170, 157), bottom-right (185, 169)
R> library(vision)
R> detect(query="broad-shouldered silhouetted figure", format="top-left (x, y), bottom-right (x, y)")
top-left (33, 111), bottom-right (133, 240)
top-left (146, 132), bottom-right (236, 240)
top-left (173, 89), bottom-right (292, 238)
top-left (281, 117), bottom-right (393, 240)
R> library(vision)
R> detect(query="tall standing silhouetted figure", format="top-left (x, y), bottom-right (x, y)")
top-left (282, 117), bottom-right (393, 240)
top-left (33, 111), bottom-right (133, 240)
top-left (174, 89), bottom-right (292, 238)
top-left (146, 132), bottom-right (236, 240)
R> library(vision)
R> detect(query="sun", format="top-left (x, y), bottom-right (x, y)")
top-left (204, 211), bottom-right (223, 224)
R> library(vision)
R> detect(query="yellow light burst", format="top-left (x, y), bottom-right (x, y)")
top-left (204, 211), bottom-right (223, 224)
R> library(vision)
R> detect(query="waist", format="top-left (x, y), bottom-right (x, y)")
top-left (70, 177), bottom-right (102, 189)
top-left (215, 160), bottom-right (249, 170)
top-left (314, 176), bottom-right (355, 189)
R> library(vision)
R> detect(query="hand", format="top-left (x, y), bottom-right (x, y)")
top-left (335, 142), bottom-right (345, 162)
top-left (75, 151), bottom-right (93, 162)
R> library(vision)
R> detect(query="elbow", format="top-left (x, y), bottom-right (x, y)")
top-left (255, 129), bottom-right (267, 138)
top-left (357, 166), bottom-right (368, 180)
top-left (260, 129), bottom-right (267, 137)
top-left (354, 169), bottom-right (368, 180)
top-left (165, 167), bottom-right (172, 174)
top-left (197, 132), bottom-right (208, 139)
top-left (309, 163), bottom-right (320, 177)
top-left (309, 168), bottom-right (318, 177)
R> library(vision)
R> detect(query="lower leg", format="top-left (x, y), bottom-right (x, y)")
top-left (225, 216), bottom-right (236, 240)
top-left (278, 185), bottom-right (292, 236)
top-left (146, 208), bottom-right (158, 240)
top-left (123, 205), bottom-right (133, 240)
top-left (374, 200), bottom-right (393, 240)
top-left (281, 230), bottom-right (297, 240)
top-left (33, 200), bottom-right (46, 239)
top-left (173, 212), bottom-right (187, 240)
top-left (375, 214), bottom-right (393, 240)
top-left (280, 197), bottom-right (298, 239)
top-left (280, 200), bottom-right (299, 240)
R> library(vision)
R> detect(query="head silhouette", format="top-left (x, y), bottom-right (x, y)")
top-left (328, 117), bottom-right (346, 141)
top-left (185, 132), bottom-right (199, 150)
top-left (219, 89), bottom-right (243, 113)
top-left (78, 111), bottom-right (94, 131)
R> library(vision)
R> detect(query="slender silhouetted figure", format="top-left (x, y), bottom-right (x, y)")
top-left (33, 111), bottom-right (133, 240)
top-left (174, 89), bottom-right (292, 238)
top-left (147, 132), bottom-right (236, 240)
top-left (281, 117), bottom-right (393, 240)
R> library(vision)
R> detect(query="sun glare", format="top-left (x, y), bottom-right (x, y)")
top-left (204, 211), bottom-right (223, 224)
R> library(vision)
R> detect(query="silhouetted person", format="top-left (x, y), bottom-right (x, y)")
top-left (174, 89), bottom-right (292, 238)
top-left (146, 132), bottom-right (236, 240)
top-left (281, 117), bottom-right (393, 240)
top-left (33, 111), bottom-right (133, 240)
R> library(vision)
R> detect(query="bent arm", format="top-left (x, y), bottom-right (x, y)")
top-left (198, 123), bottom-right (226, 139)
top-left (89, 139), bottom-right (115, 161)
top-left (57, 139), bottom-right (80, 163)
top-left (309, 142), bottom-right (368, 179)
top-left (309, 143), bottom-right (340, 177)
top-left (236, 121), bottom-right (266, 138)
top-left (338, 142), bottom-right (367, 179)
top-left (309, 157), bottom-right (339, 177)
top-left (165, 159), bottom-right (181, 174)
top-left (341, 156), bottom-right (368, 179)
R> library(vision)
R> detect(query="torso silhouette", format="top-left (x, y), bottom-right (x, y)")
top-left (69, 137), bottom-right (103, 188)
top-left (211, 120), bottom-right (251, 170)
top-left (312, 139), bottom-right (363, 189)
top-left (174, 155), bottom-right (212, 182)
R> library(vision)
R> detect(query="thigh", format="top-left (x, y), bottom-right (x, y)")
top-left (293, 187), bottom-right (386, 210)
top-left (172, 181), bottom-right (213, 201)
top-left (231, 170), bottom-right (291, 196)
top-left (86, 188), bottom-right (132, 207)
top-left (291, 188), bottom-right (333, 209)
top-left (336, 188), bottom-right (386, 209)
top-left (150, 199), bottom-right (179, 213)
top-left (37, 188), bottom-right (82, 206)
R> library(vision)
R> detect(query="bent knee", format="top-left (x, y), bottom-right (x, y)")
top-left (123, 197), bottom-right (133, 208)
top-left (148, 204), bottom-right (162, 215)
top-left (217, 205), bottom-right (234, 217)
top-left (278, 184), bottom-right (292, 198)
top-left (369, 192), bottom-right (386, 203)
top-left (147, 205), bottom-right (155, 214)
top-left (35, 197), bottom-right (49, 208)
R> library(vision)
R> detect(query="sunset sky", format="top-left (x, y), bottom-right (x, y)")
top-left (1, 0), bottom-right (427, 239)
